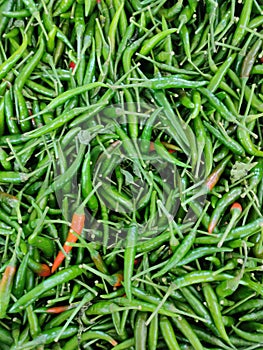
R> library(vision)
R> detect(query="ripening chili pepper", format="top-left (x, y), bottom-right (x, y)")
top-left (0, 192), bottom-right (19, 208)
top-left (51, 210), bottom-right (85, 273)
top-left (183, 154), bottom-right (232, 205)
top-left (87, 245), bottom-right (109, 275)
top-left (241, 38), bottom-right (262, 80)
top-left (149, 142), bottom-right (155, 152)
top-left (149, 141), bottom-right (179, 153)
top-left (27, 256), bottom-right (51, 277)
top-left (208, 187), bottom-right (243, 234)
top-left (217, 203), bottom-right (242, 248)
top-left (43, 304), bottom-right (79, 314)
top-left (205, 155), bottom-right (232, 191)
top-left (0, 255), bottom-right (16, 318)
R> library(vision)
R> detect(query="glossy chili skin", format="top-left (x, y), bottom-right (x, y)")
top-left (0, 0), bottom-right (263, 347)
top-left (9, 266), bottom-right (83, 313)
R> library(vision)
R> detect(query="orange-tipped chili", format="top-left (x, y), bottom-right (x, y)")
top-left (208, 220), bottom-right (216, 234)
top-left (230, 202), bottom-right (242, 212)
top-left (110, 339), bottom-right (118, 346)
top-left (208, 186), bottom-right (243, 234)
top-left (217, 202), bottom-right (243, 247)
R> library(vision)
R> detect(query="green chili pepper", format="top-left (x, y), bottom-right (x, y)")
top-left (0, 0), bottom-right (15, 36)
top-left (237, 121), bottom-right (263, 157)
top-left (135, 312), bottom-right (148, 350)
top-left (0, 31), bottom-right (27, 81)
top-left (204, 121), bottom-right (245, 157)
top-left (9, 265), bottom-right (83, 313)
top-left (53, 0), bottom-right (75, 16)
top-left (160, 315), bottom-right (181, 350)
top-left (148, 314), bottom-right (158, 350)
top-left (153, 229), bottom-right (196, 278)
top-left (231, 0), bottom-right (253, 47)
top-left (203, 283), bottom-right (232, 345)
top-left (124, 222), bottom-right (138, 301)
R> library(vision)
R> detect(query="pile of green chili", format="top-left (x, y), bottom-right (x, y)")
top-left (0, 0), bottom-right (263, 349)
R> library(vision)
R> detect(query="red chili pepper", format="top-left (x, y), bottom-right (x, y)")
top-left (46, 305), bottom-right (75, 314)
top-left (134, 258), bottom-right (140, 266)
top-left (69, 61), bottom-right (76, 70)
top-left (260, 57), bottom-right (263, 63)
top-left (37, 264), bottom-right (51, 277)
